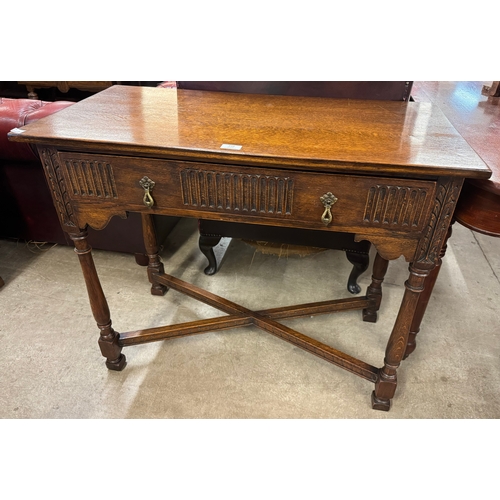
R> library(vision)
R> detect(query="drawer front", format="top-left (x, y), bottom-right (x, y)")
top-left (57, 152), bottom-right (437, 233)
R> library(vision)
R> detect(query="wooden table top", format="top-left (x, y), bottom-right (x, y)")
top-left (9, 85), bottom-right (491, 179)
top-left (412, 81), bottom-right (500, 192)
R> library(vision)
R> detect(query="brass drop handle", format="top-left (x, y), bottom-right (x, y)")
top-left (320, 192), bottom-right (338, 226)
top-left (139, 176), bottom-right (155, 208)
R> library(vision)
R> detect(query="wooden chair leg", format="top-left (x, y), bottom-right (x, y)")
top-left (345, 250), bottom-right (370, 294)
top-left (199, 234), bottom-right (222, 275)
top-left (134, 253), bottom-right (149, 266)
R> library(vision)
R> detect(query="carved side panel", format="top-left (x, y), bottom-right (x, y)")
top-left (63, 158), bottom-right (118, 199)
top-left (180, 168), bottom-right (294, 215)
top-left (363, 185), bottom-right (429, 229)
top-left (38, 147), bottom-right (78, 230)
top-left (413, 177), bottom-right (463, 267)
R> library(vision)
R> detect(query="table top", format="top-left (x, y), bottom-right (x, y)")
top-left (412, 81), bottom-right (500, 192)
top-left (9, 85), bottom-right (491, 179)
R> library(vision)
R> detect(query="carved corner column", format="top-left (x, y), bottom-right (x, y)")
top-left (37, 146), bottom-right (126, 371)
top-left (404, 223), bottom-right (454, 359)
top-left (372, 264), bottom-right (429, 410)
top-left (141, 213), bottom-right (168, 296)
top-left (372, 177), bottom-right (463, 411)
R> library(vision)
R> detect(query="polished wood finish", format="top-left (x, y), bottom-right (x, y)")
top-left (8, 85), bottom-right (491, 411)
top-left (455, 182), bottom-right (500, 236)
top-left (189, 81), bottom-right (411, 294)
top-left (141, 213), bottom-right (167, 296)
top-left (401, 82), bottom-right (500, 365)
top-left (69, 230), bottom-right (126, 371)
top-left (404, 224), bottom-right (453, 360)
top-left (412, 81), bottom-right (500, 237)
top-left (12, 86), bottom-right (488, 179)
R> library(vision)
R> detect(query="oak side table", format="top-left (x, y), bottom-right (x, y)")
top-left (8, 85), bottom-right (491, 411)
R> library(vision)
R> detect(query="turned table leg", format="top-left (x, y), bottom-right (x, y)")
top-left (70, 230), bottom-right (126, 371)
top-left (372, 262), bottom-right (431, 411)
top-left (404, 225), bottom-right (453, 359)
top-left (141, 213), bottom-right (168, 296)
top-left (363, 252), bottom-right (389, 323)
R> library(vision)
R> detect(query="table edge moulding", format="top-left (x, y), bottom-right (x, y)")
top-left (8, 85), bottom-right (491, 411)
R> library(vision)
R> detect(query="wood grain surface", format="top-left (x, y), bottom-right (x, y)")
top-left (9, 85), bottom-right (490, 179)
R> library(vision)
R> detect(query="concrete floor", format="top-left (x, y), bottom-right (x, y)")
top-left (0, 217), bottom-right (499, 419)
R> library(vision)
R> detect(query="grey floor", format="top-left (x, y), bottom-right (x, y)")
top-left (1, 218), bottom-right (499, 419)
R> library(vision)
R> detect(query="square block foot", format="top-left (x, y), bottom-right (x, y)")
top-left (106, 354), bottom-right (127, 371)
top-left (371, 391), bottom-right (391, 411)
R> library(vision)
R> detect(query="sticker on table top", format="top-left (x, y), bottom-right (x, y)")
top-left (9, 128), bottom-right (26, 134)
top-left (220, 144), bottom-right (242, 150)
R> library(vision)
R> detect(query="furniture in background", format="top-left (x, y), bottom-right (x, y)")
top-left (0, 81), bottom-right (164, 102)
top-left (0, 97), bottom-right (179, 267)
top-left (176, 81), bottom-right (413, 100)
top-left (410, 81), bottom-right (500, 236)
top-left (481, 81), bottom-right (500, 98)
top-left (177, 81), bottom-right (413, 293)
top-left (18, 81), bottom-right (113, 100)
top-left (9, 85), bottom-right (490, 411)
top-left (199, 222), bottom-right (371, 294)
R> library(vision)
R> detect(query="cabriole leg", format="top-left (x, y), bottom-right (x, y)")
top-left (345, 250), bottom-right (370, 294)
top-left (199, 234), bottom-right (223, 275)
top-left (70, 230), bottom-right (126, 371)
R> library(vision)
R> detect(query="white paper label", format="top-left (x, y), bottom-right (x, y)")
top-left (220, 144), bottom-right (242, 150)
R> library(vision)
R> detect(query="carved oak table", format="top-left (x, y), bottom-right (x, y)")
top-left (8, 85), bottom-right (491, 411)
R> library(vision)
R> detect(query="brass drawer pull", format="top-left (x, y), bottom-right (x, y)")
top-left (139, 176), bottom-right (155, 208)
top-left (320, 192), bottom-right (338, 226)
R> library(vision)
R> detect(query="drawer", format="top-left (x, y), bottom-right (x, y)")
top-left (57, 152), bottom-right (437, 234)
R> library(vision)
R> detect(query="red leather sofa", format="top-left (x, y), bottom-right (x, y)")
top-left (0, 97), bottom-right (178, 261)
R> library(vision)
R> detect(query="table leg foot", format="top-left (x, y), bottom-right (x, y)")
top-left (105, 353), bottom-right (127, 371)
top-left (362, 312), bottom-right (377, 323)
top-left (151, 282), bottom-right (168, 296)
top-left (371, 391), bottom-right (391, 411)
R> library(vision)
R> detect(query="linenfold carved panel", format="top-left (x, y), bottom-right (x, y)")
top-left (39, 147), bottom-right (77, 229)
top-left (363, 185), bottom-right (429, 229)
top-left (180, 168), bottom-right (294, 215)
top-left (63, 159), bottom-right (118, 199)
